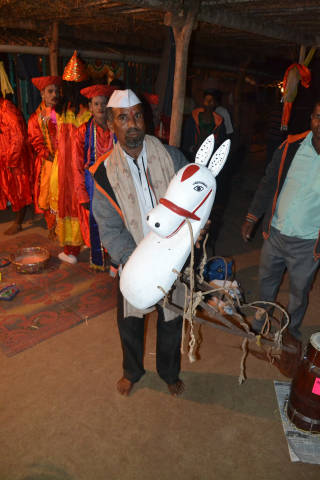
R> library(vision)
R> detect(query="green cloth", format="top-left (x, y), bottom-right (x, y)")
top-left (272, 131), bottom-right (320, 239)
top-left (198, 113), bottom-right (216, 143)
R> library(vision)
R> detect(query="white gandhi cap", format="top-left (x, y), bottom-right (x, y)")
top-left (107, 89), bottom-right (141, 108)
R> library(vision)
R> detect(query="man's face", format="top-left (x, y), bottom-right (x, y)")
top-left (108, 104), bottom-right (145, 149)
top-left (89, 96), bottom-right (108, 121)
top-left (203, 95), bottom-right (217, 113)
top-left (42, 84), bottom-right (59, 107)
top-left (311, 104), bottom-right (320, 141)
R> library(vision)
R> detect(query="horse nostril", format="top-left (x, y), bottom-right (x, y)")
top-left (146, 215), bottom-right (149, 221)
top-left (155, 222), bottom-right (160, 228)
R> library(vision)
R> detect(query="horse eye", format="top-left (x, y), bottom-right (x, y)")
top-left (194, 185), bottom-right (204, 192)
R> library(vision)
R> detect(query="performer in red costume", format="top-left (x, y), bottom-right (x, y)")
top-left (28, 76), bottom-right (62, 240)
top-left (50, 51), bottom-right (91, 264)
top-left (73, 85), bottom-right (116, 269)
top-left (0, 95), bottom-right (34, 235)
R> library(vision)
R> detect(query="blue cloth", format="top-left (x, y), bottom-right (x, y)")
top-left (16, 54), bottom-right (42, 113)
top-left (271, 132), bottom-right (320, 239)
top-left (84, 117), bottom-right (104, 268)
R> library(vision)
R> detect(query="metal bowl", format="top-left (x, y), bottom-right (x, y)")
top-left (10, 247), bottom-right (51, 274)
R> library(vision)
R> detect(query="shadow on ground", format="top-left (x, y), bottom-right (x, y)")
top-left (134, 370), bottom-right (279, 421)
top-left (19, 464), bottom-right (75, 480)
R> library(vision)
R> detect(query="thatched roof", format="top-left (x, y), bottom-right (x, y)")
top-left (0, 1), bottom-right (319, 68)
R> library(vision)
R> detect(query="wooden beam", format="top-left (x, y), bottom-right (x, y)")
top-left (0, 44), bottom-right (161, 64)
top-left (169, 3), bottom-right (201, 147)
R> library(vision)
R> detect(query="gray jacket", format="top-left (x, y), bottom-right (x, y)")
top-left (92, 144), bottom-right (189, 267)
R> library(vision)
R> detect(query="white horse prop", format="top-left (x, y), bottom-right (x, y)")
top-left (120, 135), bottom-right (230, 310)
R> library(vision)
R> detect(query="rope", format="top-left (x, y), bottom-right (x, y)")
top-left (157, 285), bottom-right (169, 308)
top-left (184, 219), bottom-right (196, 363)
top-left (181, 282), bottom-right (189, 355)
top-left (197, 233), bottom-right (209, 284)
top-left (170, 226), bottom-right (292, 379)
top-left (238, 337), bottom-right (248, 384)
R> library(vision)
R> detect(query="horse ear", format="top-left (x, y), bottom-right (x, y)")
top-left (195, 134), bottom-right (215, 166)
top-left (208, 140), bottom-right (231, 177)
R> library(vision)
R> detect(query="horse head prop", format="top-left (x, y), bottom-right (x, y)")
top-left (120, 135), bottom-right (230, 310)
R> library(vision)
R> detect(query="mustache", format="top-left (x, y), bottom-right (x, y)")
top-left (127, 127), bottom-right (143, 134)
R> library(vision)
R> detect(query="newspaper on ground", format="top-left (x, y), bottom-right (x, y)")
top-left (274, 381), bottom-right (320, 464)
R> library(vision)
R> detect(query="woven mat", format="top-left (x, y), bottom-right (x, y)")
top-left (0, 234), bottom-right (117, 356)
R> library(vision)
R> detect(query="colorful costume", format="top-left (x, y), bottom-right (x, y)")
top-left (0, 98), bottom-right (33, 211)
top-left (28, 76), bottom-right (62, 230)
top-left (73, 84), bottom-right (116, 269)
top-left (73, 118), bottom-right (113, 268)
top-left (50, 105), bottom-right (91, 253)
top-left (50, 51), bottom-right (91, 260)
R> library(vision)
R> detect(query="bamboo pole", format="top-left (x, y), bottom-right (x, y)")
top-left (48, 21), bottom-right (59, 76)
top-left (168, 4), bottom-right (200, 147)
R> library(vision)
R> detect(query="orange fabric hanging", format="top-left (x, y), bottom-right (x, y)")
top-left (282, 63), bottom-right (311, 92)
top-left (0, 98), bottom-right (34, 211)
top-left (281, 63), bottom-right (312, 130)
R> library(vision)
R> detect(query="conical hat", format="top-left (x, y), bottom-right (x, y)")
top-left (63, 51), bottom-right (88, 82)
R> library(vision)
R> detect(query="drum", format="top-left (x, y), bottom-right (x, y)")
top-left (286, 332), bottom-right (320, 433)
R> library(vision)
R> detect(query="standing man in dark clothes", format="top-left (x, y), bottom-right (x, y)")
top-left (241, 100), bottom-right (320, 341)
top-left (92, 89), bottom-right (210, 398)
top-left (182, 88), bottom-right (226, 162)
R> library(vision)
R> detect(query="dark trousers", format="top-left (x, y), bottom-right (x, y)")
top-left (252, 227), bottom-right (320, 340)
top-left (117, 306), bottom-right (183, 384)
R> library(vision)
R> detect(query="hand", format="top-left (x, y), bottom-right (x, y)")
top-left (82, 202), bottom-right (90, 211)
top-left (241, 220), bottom-right (255, 242)
top-left (46, 153), bottom-right (54, 163)
top-left (195, 219), bottom-right (211, 249)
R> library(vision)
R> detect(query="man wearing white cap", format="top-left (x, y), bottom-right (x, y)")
top-left (92, 89), bottom-right (209, 397)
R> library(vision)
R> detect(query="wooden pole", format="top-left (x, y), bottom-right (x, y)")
top-left (48, 21), bottom-right (59, 76)
top-left (168, 4), bottom-right (200, 147)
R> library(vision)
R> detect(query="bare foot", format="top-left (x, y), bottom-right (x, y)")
top-left (117, 377), bottom-right (135, 397)
top-left (3, 224), bottom-right (22, 236)
top-left (168, 379), bottom-right (185, 397)
top-left (47, 229), bottom-right (56, 241)
top-left (27, 213), bottom-right (43, 224)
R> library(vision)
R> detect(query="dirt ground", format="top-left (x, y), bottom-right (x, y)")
top-left (0, 148), bottom-right (320, 480)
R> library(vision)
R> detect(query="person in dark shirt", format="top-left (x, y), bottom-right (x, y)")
top-left (265, 108), bottom-right (286, 169)
top-left (182, 88), bottom-right (226, 162)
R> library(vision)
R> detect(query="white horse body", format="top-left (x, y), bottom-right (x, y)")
top-left (120, 136), bottom-right (230, 310)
